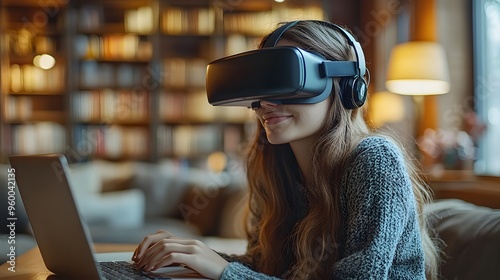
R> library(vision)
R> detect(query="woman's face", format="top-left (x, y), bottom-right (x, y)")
top-left (253, 39), bottom-right (332, 145)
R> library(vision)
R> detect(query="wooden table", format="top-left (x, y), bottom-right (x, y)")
top-left (0, 244), bottom-right (137, 279)
top-left (428, 170), bottom-right (500, 209)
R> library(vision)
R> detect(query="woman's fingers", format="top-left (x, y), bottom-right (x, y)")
top-left (132, 230), bottom-right (173, 261)
top-left (135, 241), bottom-right (194, 269)
top-left (149, 251), bottom-right (191, 271)
top-left (133, 238), bottom-right (228, 279)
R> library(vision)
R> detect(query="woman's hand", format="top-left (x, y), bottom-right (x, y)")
top-left (132, 230), bottom-right (229, 280)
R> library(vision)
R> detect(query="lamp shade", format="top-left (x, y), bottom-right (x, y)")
top-left (385, 41), bottom-right (450, 95)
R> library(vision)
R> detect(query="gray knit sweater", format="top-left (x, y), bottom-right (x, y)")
top-left (220, 136), bottom-right (426, 279)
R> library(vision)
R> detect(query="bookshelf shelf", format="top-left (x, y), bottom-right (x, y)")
top-left (4, 24), bottom-right (64, 36)
top-left (9, 53), bottom-right (65, 62)
top-left (4, 113), bottom-right (67, 124)
top-left (76, 27), bottom-right (154, 35)
top-left (74, 120), bottom-right (151, 126)
top-left (8, 91), bottom-right (65, 96)
top-left (79, 58), bottom-right (151, 63)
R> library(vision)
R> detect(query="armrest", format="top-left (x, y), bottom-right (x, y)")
top-left (425, 199), bottom-right (500, 280)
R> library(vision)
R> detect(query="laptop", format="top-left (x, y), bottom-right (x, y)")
top-left (9, 154), bottom-right (206, 280)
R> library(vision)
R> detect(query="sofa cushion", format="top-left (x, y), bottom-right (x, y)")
top-left (175, 185), bottom-right (247, 237)
top-left (425, 199), bottom-right (500, 280)
top-left (130, 161), bottom-right (188, 218)
top-left (68, 162), bottom-right (101, 194)
top-left (68, 161), bottom-right (145, 228)
top-left (176, 185), bottom-right (227, 236)
top-left (93, 160), bottom-right (135, 192)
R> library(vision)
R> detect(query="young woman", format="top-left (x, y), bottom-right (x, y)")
top-left (133, 20), bottom-right (441, 279)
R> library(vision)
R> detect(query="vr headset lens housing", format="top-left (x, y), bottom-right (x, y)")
top-left (205, 20), bottom-right (367, 109)
top-left (206, 47), bottom-right (333, 108)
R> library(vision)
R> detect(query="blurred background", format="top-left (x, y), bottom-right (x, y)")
top-left (1, 0), bottom-right (497, 176)
top-left (1, 0), bottom-right (500, 269)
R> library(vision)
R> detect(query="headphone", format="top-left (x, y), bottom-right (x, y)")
top-left (262, 20), bottom-right (368, 109)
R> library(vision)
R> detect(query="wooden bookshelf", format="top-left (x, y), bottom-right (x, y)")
top-left (67, 0), bottom-right (156, 161)
top-left (0, 0), bottom-right (69, 160)
top-left (0, 0), bottom-right (327, 163)
top-left (155, 0), bottom-right (253, 161)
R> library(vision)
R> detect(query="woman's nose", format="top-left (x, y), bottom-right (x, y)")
top-left (259, 100), bottom-right (279, 108)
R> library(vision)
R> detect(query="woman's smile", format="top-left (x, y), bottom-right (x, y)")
top-left (262, 113), bottom-right (293, 125)
top-left (254, 98), bottom-right (330, 145)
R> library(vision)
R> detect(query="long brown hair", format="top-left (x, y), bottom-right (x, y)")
top-left (243, 21), bottom-right (440, 279)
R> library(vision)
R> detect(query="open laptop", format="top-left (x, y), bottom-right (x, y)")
top-left (9, 154), bottom-right (206, 280)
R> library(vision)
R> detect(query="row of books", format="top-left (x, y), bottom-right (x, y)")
top-left (158, 123), bottom-right (250, 157)
top-left (162, 57), bottom-right (207, 88)
top-left (72, 89), bottom-right (251, 123)
top-left (125, 6), bottom-right (155, 34)
top-left (74, 34), bottom-right (153, 60)
top-left (223, 6), bottom-right (324, 35)
top-left (77, 5), bottom-right (104, 31)
top-left (160, 90), bottom-right (216, 121)
top-left (78, 5), bottom-right (154, 33)
top-left (159, 91), bottom-right (252, 122)
top-left (9, 64), bottom-right (65, 93)
top-left (79, 61), bottom-right (149, 89)
top-left (73, 90), bottom-right (149, 122)
top-left (6, 122), bottom-right (66, 155)
top-left (73, 125), bottom-right (149, 159)
top-left (162, 7), bottom-right (215, 35)
top-left (3, 96), bottom-right (32, 120)
top-left (225, 34), bottom-right (261, 56)
top-left (158, 125), bottom-right (222, 157)
top-left (78, 57), bottom-right (207, 89)
top-left (72, 124), bottom-right (241, 159)
top-left (8, 28), bottom-right (57, 56)
top-left (4, 122), bottom-right (248, 158)
top-left (78, 5), bottom-right (214, 35)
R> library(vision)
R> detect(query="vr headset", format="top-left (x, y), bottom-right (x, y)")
top-left (206, 20), bottom-right (368, 109)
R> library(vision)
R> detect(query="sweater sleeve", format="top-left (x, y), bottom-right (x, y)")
top-left (218, 236), bottom-right (283, 279)
top-left (332, 138), bottom-right (425, 279)
top-left (218, 208), bottom-right (284, 279)
top-left (220, 262), bottom-right (282, 280)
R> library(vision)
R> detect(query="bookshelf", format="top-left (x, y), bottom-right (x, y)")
top-left (0, 0), bottom-right (70, 159)
top-left (69, 0), bottom-right (156, 161)
top-left (0, 0), bottom-right (326, 163)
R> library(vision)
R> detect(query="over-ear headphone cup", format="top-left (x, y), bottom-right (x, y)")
top-left (339, 77), bottom-right (367, 109)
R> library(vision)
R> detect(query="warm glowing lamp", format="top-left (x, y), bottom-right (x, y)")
top-left (369, 91), bottom-right (405, 128)
top-left (385, 41), bottom-right (450, 95)
top-left (207, 151), bottom-right (227, 173)
top-left (33, 54), bottom-right (56, 70)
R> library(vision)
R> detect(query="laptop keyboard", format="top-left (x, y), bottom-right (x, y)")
top-left (97, 261), bottom-right (152, 280)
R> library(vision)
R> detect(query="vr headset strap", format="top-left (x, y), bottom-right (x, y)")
top-left (264, 20), bottom-right (366, 78)
top-left (262, 21), bottom-right (299, 48)
top-left (320, 61), bottom-right (359, 77)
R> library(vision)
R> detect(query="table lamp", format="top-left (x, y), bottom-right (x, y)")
top-left (385, 41), bottom-right (450, 138)
top-left (386, 41), bottom-right (450, 95)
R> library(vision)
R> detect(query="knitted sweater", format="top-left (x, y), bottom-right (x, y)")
top-left (220, 136), bottom-right (426, 279)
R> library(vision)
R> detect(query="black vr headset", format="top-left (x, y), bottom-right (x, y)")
top-left (206, 20), bottom-right (368, 109)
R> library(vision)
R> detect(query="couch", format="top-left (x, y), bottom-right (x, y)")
top-left (65, 158), bottom-right (250, 252)
top-left (0, 158), bottom-right (249, 264)
top-left (425, 199), bottom-right (500, 280)
top-left (1, 161), bottom-right (499, 279)
top-left (424, 173), bottom-right (500, 280)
